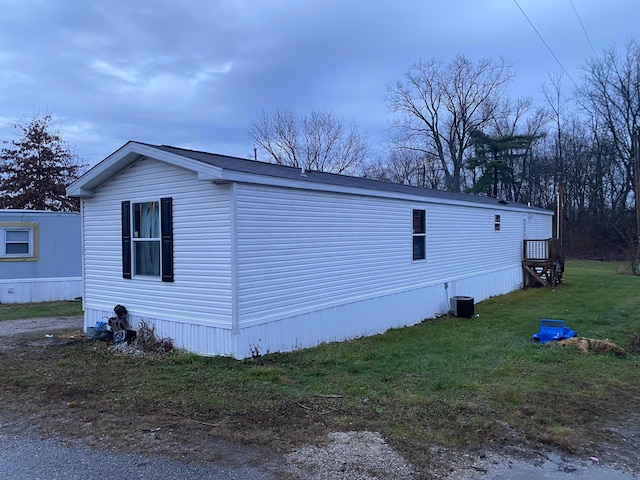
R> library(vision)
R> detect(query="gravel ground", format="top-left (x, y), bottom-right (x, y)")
top-left (0, 316), bottom-right (83, 336)
top-left (286, 431), bottom-right (416, 479)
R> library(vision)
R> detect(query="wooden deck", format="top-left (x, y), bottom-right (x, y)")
top-left (522, 238), bottom-right (564, 287)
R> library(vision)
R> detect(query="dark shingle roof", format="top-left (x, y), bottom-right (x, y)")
top-left (153, 144), bottom-right (549, 212)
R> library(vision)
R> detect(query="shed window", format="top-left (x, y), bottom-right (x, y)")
top-left (494, 214), bottom-right (501, 232)
top-left (412, 209), bottom-right (426, 261)
top-left (0, 223), bottom-right (37, 260)
top-left (122, 198), bottom-right (173, 281)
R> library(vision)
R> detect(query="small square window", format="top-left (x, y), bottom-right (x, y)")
top-left (1, 223), bottom-right (37, 260)
top-left (6, 230), bottom-right (30, 254)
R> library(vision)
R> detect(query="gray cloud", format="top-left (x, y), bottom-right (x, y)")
top-left (0, 0), bottom-right (637, 165)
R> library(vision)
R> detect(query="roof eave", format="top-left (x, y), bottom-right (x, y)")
top-left (67, 141), bottom-right (224, 197)
top-left (218, 170), bottom-right (552, 214)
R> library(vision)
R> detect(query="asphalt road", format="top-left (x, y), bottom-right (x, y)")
top-left (0, 430), bottom-right (279, 480)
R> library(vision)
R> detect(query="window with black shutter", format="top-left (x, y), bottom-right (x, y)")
top-left (122, 198), bottom-right (173, 281)
top-left (160, 197), bottom-right (174, 282)
top-left (121, 201), bottom-right (131, 278)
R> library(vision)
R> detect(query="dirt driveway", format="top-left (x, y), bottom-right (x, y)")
top-left (0, 316), bottom-right (83, 336)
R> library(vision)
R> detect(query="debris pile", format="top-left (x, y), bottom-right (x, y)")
top-left (133, 319), bottom-right (174, 354)
top-left (557, 337), bottom-right (626, 357)
top-left (86, 305), bottom-right (175, 355)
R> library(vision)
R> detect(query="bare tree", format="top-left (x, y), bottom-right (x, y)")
top-left (248, 108), bottom-right (368, 175)
top-left (0, 114), bottom-right (84, 211)
top-left (363, 150), bottom-right (442, 188)
top-left (578, 39), bottom-right (640, 271)
top-left (386, 54), bottom-right (513, 192)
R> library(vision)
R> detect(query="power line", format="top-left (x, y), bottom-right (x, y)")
top-left (512, 0), bottom-right (578, 88)
top-left (569, 0), bottom-right (597, 56)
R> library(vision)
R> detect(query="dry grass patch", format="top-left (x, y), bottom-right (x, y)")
top-left (557, 337), bottom-right (627, 357)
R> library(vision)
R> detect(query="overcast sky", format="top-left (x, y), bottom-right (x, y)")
top-left (0, 0), bottom-right (638, 167)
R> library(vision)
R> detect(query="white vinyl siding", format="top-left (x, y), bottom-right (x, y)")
top-left (81, 158), bottom-right (233, 326)
top-left (74, 145), bottom-right (553, 357)
top-left (234, 184), bottom-right (551, 327)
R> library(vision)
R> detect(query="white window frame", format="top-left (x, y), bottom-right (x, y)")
top-left (412, 209), bottom-right (426, 261)
top-left (0, 222), bottom-right (38, 261)
top-left (131, 200), bottom-right (162, 278)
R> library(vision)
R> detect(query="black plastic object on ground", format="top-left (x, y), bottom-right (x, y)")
top-left (109, 304), bottom-right (135, 344)
top-left (450, 296), bottom-right (474, 318)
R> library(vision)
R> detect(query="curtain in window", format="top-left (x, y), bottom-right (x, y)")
top-left (124, 200), bottom-right (171, 279)
top-left (135, 202), bottom-right (160, 276)
top-left (140, 202), bottom-right (159, 238)
top-left (135, 241), bottom-right (160, 276)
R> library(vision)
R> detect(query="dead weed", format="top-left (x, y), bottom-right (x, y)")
top-left (133, 320), bottom-right (175, 354)
top-left (557, 337), bottom-right (626, 357)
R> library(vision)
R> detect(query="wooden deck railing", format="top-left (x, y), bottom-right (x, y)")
top-left (523, 238), bottom-right (563, 262)
top-left (522, 238), bottom-right (564, 287)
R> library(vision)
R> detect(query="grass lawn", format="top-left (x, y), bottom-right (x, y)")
top-left (0, 299), bottom-right (83, 321)
top-left (0, 260), bottom-right (638, 471)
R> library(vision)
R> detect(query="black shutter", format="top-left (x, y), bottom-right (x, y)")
top-left (160, 197), bottom-right (174, 282)
top-left (121, 201), bottom-right (131, 279)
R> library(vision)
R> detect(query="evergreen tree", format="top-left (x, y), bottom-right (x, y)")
top-left (467, 130), bottom-right (542, 201)
top-left (0, 114), bottom-right (84, 211)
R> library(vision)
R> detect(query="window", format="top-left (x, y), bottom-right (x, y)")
top-left (122, 198), bottom-right (173, 281)
top-left (412, 209), bottom-right (426, 261)
top-left (1, 223), bottom-right (38, 261)
top-left (494, 214), bottom-right (501, 231)
top-left (133, 201), bottom-right (160, 276)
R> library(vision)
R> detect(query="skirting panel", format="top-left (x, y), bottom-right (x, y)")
top-left (232, 265), bottom-right (523, 358)
top-left (84, 266), bottom-right (522, 359)
top-left (0, 277), bottom-right (82, 304)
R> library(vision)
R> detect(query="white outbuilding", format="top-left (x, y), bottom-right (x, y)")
top-left (67, 141), bottom-right (553, 358)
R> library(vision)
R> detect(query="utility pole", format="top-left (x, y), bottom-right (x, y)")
top-left (556, 184), bottom-right (563, 244)
top-left (634, 130), bottom-right (640, 274)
